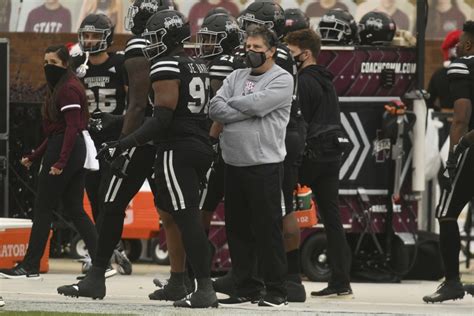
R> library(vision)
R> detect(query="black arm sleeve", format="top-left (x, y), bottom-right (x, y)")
top-left (119, 106), bottom-right (173, 149)
top-left (298, 74), bottom-right (321, 124)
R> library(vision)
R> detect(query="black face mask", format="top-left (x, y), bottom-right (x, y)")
top-left (294, 52), bottom-right (305, 70)
top-left (44, 64), bottom-right (67, 88)
top-left (245, 50), bottom-right (267, 68)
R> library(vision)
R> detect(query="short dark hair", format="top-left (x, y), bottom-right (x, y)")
top-left (464, 20), bottom-right (474, 39)
top-left (246, 24), bottom-right (279, 49)
top-left (284, 28), bottom-right (321, 58)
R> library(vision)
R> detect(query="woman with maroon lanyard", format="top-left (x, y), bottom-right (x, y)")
top-left (0, 45), bottom-right (98, 279)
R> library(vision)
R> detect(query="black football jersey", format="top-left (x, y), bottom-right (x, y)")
top-left (207, 54), bottom-right (246, 98)
top-left (447, 55), bottom-right (474, 130)
top-left (149, 53), bottom-right (211, 142)
top-left (73, 52), bottom-right (126, 115)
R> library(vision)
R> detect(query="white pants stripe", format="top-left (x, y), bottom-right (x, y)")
top-left (280, 190), bottom-right (286, 217)
top-left (104, 147), bottom-right (136, 203)
top-left (199, 167), bottom-right (213, 210)
top-left (163, 150), bottom-right (179, 211)
top-left (168, 150), bottom-right (186, 210)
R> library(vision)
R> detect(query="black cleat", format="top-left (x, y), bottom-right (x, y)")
top-left (0, 265), bottom-right (41, 280)
top-left (112, 249), bottom-right (132, 275)
top-left (149, 278), bottom-right (188, 301)
top-left (463, 284), bottom-right (474, 297)
top-left (212, 272), bottom-right (236, 296)
top-left (76, 266), bottom-right (116, 280)
top-left (285, 280), bottom-right (306, 302)
top-left (258, 295), bottom-right (288, 307)
top-left (423, 280), bottom-right (465, 303)
top-left (311, 286), bottom-right (354, 299)
top-left (173, 289), bottom-right (218, 308)
top-left (58, 267), bottom-right (106, 300)
top-left (218, 295), bottom-right (259, 306)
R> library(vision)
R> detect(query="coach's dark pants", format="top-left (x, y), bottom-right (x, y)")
top-left (225, 163), bottom-right (287, 299)
top-left (23, 134), bottom-right (97, 271)
top-left (299, 158), bottom-right (351, 288)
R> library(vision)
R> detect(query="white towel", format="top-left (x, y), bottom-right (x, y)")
top-left (82, 130), bottom-right (99, 171)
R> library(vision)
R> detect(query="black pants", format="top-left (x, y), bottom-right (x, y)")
top-left (93, 144), bottom-right (157, 269)
top-left (282, 128), bottom-right (305, 215)
top-left (154, 145), bottom-right (214, 278)
top-left (299, 158), bottom-right (351, 288)
top-left (199, 150), bottom-right (225, 213)
top-left (85, 160), bottom-right (109, 223)
top-left (225, 163), bottom-right (287, 298)
top-left (23, 134), bottom-right (98, 270)
top-left (435, 147), bottom-right (474, 280)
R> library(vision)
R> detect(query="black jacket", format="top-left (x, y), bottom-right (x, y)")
top-left (298, 64), bottom-right (342, 140)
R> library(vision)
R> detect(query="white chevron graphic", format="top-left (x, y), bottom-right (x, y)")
top-left (340, 113), bottom-right (360, 179)
top-left (349, 113), bottom-right (370, 180)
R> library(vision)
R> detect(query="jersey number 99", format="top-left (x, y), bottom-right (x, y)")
top-left (188, 77), bottom-right (210, 113)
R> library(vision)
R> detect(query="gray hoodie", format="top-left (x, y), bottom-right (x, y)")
top-left (209, 63), bottom-right (293, 167)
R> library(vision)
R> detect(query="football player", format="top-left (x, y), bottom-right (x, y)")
top-left (424, 20), bottom-right (474, 303)
top-left (57, 0), bottom-right (176, 299)
top-left (98, 9), bottom-right (218, 308)
top-left (74, 13), bottom-right (131, 276)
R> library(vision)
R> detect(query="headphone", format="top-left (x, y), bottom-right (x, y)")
top-left (76, 52), bottom-right (89, 78)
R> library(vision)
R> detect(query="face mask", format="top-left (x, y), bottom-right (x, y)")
top-left (293, 52), bottom-right (305, 70)
top-left (44, 64), bottom-right (67, 88)
top-left (245, 50), bottom-right (267, 68)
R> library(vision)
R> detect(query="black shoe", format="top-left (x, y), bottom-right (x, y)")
top-left (423, 279), bottom-right (465, 303)
top-left (78, 255), bottom-right (92, 274)
top-left (149, 278), bottom-right (188, 301)
top-left (258, 295), bottom-right (288, 307)
top-left (58, 267), bottom-right (106, 299)
top-left (77, 265), bottom-right (116, 280)
top-left (0, 296), bottom-right (4, 307)
top-left (112, 249), bottom-right (132, 275)
top-left (212, 272), bottom-right (236, 296)
top-left (218, 295), bottom-right (260, 306)
top-left (0, 265), bottom-right (41, 280)
top-left (311, 286), bottom-right (354, 299)
top-left (173, 289), bottom-right (218, 308)
top-left (285, 280), bottom-right (306, 302)
top-left (464, 284), bottom-right (474, 296)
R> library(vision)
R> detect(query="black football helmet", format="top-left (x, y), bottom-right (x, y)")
top-left (359, 11), bottom-right (396, 45)
top-left (283, 8), bottom-right (309, 36)
top-left (197, 13), bottom-right (242, 58)
top-left (142, 9), bottom-right (190, 60)
top-left (125, 0), bottom-right (174, 35)
top-left (204, 7), bottom-right (231, 20)
top-left (78, 14), bottom-right (114, 53)
top-left (239, 1), bottom-right (285, 38)
top-left (318, 9), bottom-right (359, 45)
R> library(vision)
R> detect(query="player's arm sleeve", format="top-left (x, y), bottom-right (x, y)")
top-left (448, 60), bottom-right (472, 149)
top-left (209, 72), bottom-right (251, 124)
top-left (227, 72), bottom-right (294, 117)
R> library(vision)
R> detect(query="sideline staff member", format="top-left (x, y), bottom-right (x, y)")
top-left (286, 28), bottom-right (353, 298)
top-left (209, 25), bottom-right (292, 307)
top-left (0, 45), bottom-right (98, 279)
